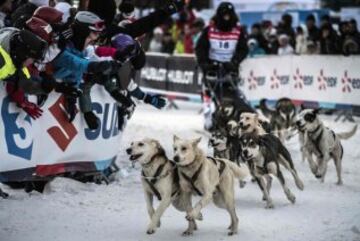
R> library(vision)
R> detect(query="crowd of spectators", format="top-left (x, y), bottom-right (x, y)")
top-left (145, 8), bottom-right (360, 57)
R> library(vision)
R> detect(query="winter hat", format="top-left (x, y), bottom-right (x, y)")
top-left (29, 0), bottom-right (49, 7)
top-left (55, 2), bottom-right (71, 23)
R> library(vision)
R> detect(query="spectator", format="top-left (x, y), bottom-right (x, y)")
top-left (277, 13), bottom-right (296, 47)
top-left (278, 34), bottom-right (294, 55)
top-left (148, 27), bottom-right (163, 52)
top-left (305, 14), bottom-right (320, 42)
top-left (295, 26), bottom-right (307, 55)
top-left (55, 1), bottom-right (74, 24)
top-left (0, 0), bottom-right (11, 28)
top-left (11, 0), bottom-right (49, 28)
top-left (249, 23), bottom-right (268, 53)
top-left (267, 30), bottom-right (279, 54)
top-left (183, 24), bottom-right (193, 53)
top-left (162, 31), bottom-right (175, 54)
top-left (174, 30), bottom-right (185, 54)
top-left (190, 18), bottom-right (204, 47)
top-left (305, 39), bottom-right (319, 54)
top-left (87, 0), bottom-right (116, 27)
top-left (247, 38), bottom-right (266, 58)
top-left (345, 19), bottom-right (360, 54)
top-left (319, 24), bottom-right (340, 54)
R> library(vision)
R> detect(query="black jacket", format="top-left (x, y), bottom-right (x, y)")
top-left (105, 9), bottom-right (172, 40)
top-left (195, 26), bottom-right (248, 71)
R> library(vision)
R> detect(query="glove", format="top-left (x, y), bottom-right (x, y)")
top-left (223, 61), bottom-right (239, 73)
top-left (19, 100), bottom-right (43, 119)
top-left (54, 82), bottom-right (83, 97)
top-left (110, 90), bottom-right (134, 108)
top-left (162, 0), bottom-right (185, 14)
top-left (88, 61), bottom-right (120, 75)
top-left (143, 94), bottom-right (166, 109)
top-left (84, 111), bottom-right (99, 130)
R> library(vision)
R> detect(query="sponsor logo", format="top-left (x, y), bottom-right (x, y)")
top-left (167, 70), bottom-right (195, 85)
top-left (342, 71), bottom-right (360, 92)
top-left (270, 69), bottom-right (289, 89)
top-left (293, 68), bottom-right (313, 88)
top-left (247, 70), bottom-right (265, 90)
top-left (318, 69), bottom-right (337, 90)
top-left (1, 96), bottom-right (33, 160)
top-left (140, 67), bottom-right (167, 82)
top-left (47, 96), bottom-right (78, 151)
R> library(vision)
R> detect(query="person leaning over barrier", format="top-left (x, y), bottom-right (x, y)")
top-left (0, 27), bottom-right (78, 120)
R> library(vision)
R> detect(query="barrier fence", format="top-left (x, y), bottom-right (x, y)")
top-left (0, 86), bottom-right (121, 182)
top-left (137, 53), bottom-right (360, 113)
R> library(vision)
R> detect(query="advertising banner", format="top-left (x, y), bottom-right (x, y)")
top-left (0, 85), bottom-right (122, 182)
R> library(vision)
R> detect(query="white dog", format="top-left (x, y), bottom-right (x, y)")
top-left (126, 138), bottom-right (201, 235)
top-left (173, 135), bottom-right (249, 235)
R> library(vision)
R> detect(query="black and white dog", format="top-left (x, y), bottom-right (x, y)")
top-left (296, 109), bottom-right (357, 184)
top-left (239, 133), bottom-right (304, 208)
top-left (259, 98), bottom-right (297, 142)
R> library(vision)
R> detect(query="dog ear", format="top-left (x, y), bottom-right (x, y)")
top-left (313, 108), bottom-right (321, 115)
top-left (192, 137), bottom-right (202, 147)
top-left (173, 135), bottom-right (180, 143)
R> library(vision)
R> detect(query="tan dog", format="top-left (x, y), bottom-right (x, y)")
top-left (173, 135), bottom-right (249, 236)
top-left (126, 138), bottom-right (200, 235)
top-left (239, 112), bottom-right (269, 136)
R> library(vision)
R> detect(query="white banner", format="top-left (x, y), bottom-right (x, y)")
top-left (0, 85), bottom-right (122, 181)
top-left (239, 55), bottom-right (360, 108)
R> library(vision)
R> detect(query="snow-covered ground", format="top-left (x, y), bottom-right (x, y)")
top-left (1, 102), bottom-right (360, 241)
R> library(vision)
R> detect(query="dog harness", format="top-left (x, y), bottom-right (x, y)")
top-left (308, 125), bottom-right (324, 158)
top-left (180, 157), bottom-right (226, 196)
top-left (142, 156), bottom-right (179, 201)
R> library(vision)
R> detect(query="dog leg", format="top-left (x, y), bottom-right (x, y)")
top-left (316, 155), bottom-right (330, 182)
top-left (265, 175), bottom-right (272, 195)
top-left (307, 153), bottom-right (318, 175)
top-left (146, 197), bottom-right (172, 235)
top-left (186, 192), bottom-right (214, 221)
top-left (268, 163), bottom-right (296, 204)
top-left (222, 178), bottom-right (239, 235)
top-left (255, 176), bottom-right (267, 201)
top-left (333, 156), bottom-right (343, 185)
top-left (258, 176), bottom-right (273, 208)
top-left (180, 192), bottom-right (198, 236)
top-left (144, 192), bottom-right (155, 220)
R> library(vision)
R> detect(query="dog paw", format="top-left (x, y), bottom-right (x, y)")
top-left (182, 230), bottom-right (193, 236)
top-left (239, 180), bottom-right (246, 188)
top-left (196, 212), bottom-right (203, 221)
top-left (265, 203), bottom-right (274, 209)
top-left (336, 180), bottom-right (343, 186)
top-left (157, 221), bottom-right (161, 227)
top-left (0, 192), bottom-right (9, 199)
top-left (228, 230), bottom-right (237, 236)
top-left (288, 195), bottom-right (296, 204)
top-left (146, 229), bottom-right (155, 235)
top-left (146, 224), bottom-right (157, 235)
top-left (315, 174), bottom-right (322, 179)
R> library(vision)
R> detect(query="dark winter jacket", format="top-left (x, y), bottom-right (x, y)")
top-left (195, 26), bottom-right (248, 71)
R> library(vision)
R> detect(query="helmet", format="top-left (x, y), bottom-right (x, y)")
top-left (215, 2), bottom-right (238, 31)
top-left (74, 11), bottom-right (105, 32)
top-left (11, 30), bottom-right (48, 66)
top-left (111, 33), bottom-right (139, 58)
top-left (216, 2), bottom-right (236, 17)
top-left (26, 17), bottom-right (54, 44)
top-left (33, 6), bottom-right (63, 25)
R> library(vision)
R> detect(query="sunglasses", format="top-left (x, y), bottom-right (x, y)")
top-left (89, 21), bottom-right (105, 32)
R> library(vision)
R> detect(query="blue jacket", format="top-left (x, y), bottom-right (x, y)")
top-left (52, 47), bottom-right (90, 87)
